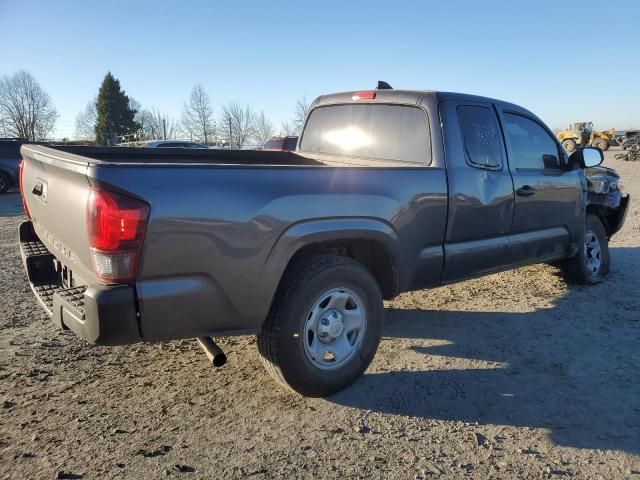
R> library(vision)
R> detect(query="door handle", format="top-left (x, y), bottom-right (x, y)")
top-left (32, 182), bottom-right (44, 196)
top-left (516, 185), bottom-right (536, 197)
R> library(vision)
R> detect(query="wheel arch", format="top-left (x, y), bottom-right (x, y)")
top-left (264, 218), bottom-right (402, 304)
top-left (587, 201), bottom-right (627, 238)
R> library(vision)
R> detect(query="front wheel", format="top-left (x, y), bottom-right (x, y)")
top-left (258, 254), bottom-right (383, 397)
top-left (559, 215), bottom-right (610, 285)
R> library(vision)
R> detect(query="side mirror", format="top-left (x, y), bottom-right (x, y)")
top-left (568, 147), bottom-right (603, 169)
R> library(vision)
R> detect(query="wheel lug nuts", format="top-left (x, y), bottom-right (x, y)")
top-left (320, 318), bottom-right (330, 326)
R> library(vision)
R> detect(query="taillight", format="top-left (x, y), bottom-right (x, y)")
top-left (86, 187), bottom-right (149, 284)
top-left (352, 91), bottom-right (376, 100)
top-left (19, 160), bottom-right (31, 219)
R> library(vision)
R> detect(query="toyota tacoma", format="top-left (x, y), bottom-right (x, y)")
top-left (19, 85), bottom-right (629, 396)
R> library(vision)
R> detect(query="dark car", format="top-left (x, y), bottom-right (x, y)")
top-left (0, 138), bottom-right (24, 193)
top-left (142, 140), bottom-right (210, 149)
top-left (263, 135), bottom-right (298, 151)
top-left (18, 86), bottom-right (629, 397)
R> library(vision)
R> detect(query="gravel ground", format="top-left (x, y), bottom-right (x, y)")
top-left (1, 150), bottom-right (639, 479)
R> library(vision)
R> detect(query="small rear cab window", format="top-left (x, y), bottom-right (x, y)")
top-left (300, 104), bottom-right (431, 164)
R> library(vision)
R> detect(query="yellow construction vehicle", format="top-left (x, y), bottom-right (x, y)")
top-left (557, 122), bottom-right (615, 152)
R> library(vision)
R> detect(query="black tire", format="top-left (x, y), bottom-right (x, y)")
top-left (0, 172), bottom-right (10, 194)
top-left (591, 138), bottom-right (608, 151)
top-left (562, 139), bottom-right (577, 153)
top-left (257, 254), bottom-right (383, 397)
top-left (559, 215), bottom-right (609, 285)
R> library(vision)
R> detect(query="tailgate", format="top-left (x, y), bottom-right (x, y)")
top-left (20, 145), bottom-right (95, 286)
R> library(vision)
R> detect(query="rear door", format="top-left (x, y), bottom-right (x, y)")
top-left (440, 99), bottom-right (515, 281)
top-left (499, 110), bottom-right (583, 264)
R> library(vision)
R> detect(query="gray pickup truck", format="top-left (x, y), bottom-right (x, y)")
top-left (19, 87), bottom-right (629, 396)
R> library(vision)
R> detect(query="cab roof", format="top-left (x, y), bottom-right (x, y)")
top-left (312, 89), bottom-right (536, 118)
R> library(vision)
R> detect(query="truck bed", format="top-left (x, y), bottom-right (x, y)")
top-left (19, 143), bottom-right (449, 344)
top-left (37, 145), bottom-right (324, 166)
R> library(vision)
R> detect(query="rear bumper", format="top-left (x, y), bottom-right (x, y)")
top-left (19, 221), bottom-right (141, 345)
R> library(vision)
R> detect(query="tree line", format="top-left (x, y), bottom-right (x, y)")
top-left (74, 72), bottom-right (310, 147)
top-left (0, 70), bottom-right (309, 146)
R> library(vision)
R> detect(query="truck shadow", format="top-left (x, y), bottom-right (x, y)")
top-left (330, 247), bottom-right (640, 454)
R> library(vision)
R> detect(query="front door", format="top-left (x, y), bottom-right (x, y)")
top-left (499, 110), bottom-right (584, 265)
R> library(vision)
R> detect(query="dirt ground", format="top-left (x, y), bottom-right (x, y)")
top-left (1, 149), bottom-right (639, 479)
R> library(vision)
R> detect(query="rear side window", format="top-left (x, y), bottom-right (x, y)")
top-left (457, 105), bottom-right (503, 169)
top-left (300, 104), bottom-right (430, 164)
top-left (503, 113), bottom-right (561, 170)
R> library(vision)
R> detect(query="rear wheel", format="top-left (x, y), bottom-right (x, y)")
top-left (0, 172), bottom-right (10, 194)
top-left (562, 139), bottom-right (577, 153)
top-left (559, 215), bottom-right (609, 285)
top-left (257, 254), bottom-right (383, 397)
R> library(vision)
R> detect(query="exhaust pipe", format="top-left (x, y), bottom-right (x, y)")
top-left (197, 337), bottom-right (227, 367)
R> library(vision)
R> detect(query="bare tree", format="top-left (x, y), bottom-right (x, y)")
top-left (219, 102), bottom-right (255, 149)
top-left (181, 84), bottom-right (215, 144)
top-left (136, 108), bottom-right (178, 140)
top-left (253, 111), bottom-right (274, 145)
top-left (74, 97), bottom-right (97, 140)
top-left (0, 70), bottom-right (58, 140)
top-left (280, 121), bottom-right (297, 136)
top-left (293, 97), bottom-right (310, 134)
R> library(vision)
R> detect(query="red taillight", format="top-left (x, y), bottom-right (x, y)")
top-left (352, 91), bottom-right (376, 100)
top-left (19, 160), bottom-right (31, 219)
top-left (86, 188), bottom-right (149, 284)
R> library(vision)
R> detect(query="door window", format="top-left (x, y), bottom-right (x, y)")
top-left (503, 113), bottom-right (561, 170)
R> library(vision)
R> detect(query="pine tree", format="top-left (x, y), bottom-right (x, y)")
top-left (94, 72), bottom-right (139, 145)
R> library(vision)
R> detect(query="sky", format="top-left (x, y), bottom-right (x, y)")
top-left (1, 0), bottom-right (638, 139)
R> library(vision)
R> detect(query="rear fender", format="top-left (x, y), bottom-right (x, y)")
top-left (261, 217), bottom-right (402, 307)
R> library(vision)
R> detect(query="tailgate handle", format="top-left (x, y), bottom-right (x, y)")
top-left (32, 182), bottom-right (44, 196)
